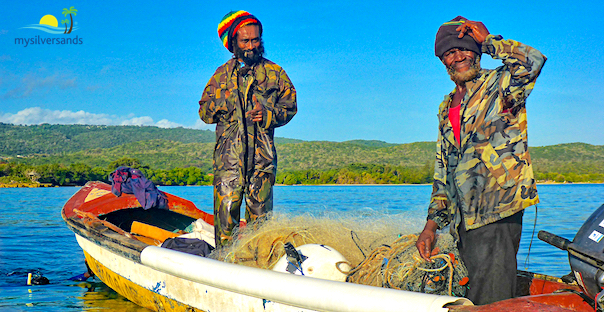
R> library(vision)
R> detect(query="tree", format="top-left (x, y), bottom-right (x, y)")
top-left (283, 174), bottom-right (300, 185)
top-left (108, 157), bottom-right (148, 171)
top-left (69, 163), bottom-right (92, 185)
top-left (62, 6), bottom-right (78, 34)
top-left (61, 19), bottom-right (69, 34)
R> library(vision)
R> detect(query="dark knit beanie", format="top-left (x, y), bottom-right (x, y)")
top-left (217, 10), bottom-right (263, 52)
top-left (434, 16), bottom-right (481, 58)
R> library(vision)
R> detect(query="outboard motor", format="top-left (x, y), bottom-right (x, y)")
top-left (539, 203), bottom-right (604, 307)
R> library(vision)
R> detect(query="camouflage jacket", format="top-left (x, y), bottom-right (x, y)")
top-left (428, 35), bottom-right (547, 236)
top-left (199, 58), bottom-right (297, 181)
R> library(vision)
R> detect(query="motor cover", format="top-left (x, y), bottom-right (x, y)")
top-left (272, 244), bottom-right (351, 282)
top-left (569, 203), bottom-right (604, 299)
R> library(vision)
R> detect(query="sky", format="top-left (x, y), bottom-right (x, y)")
top-left (1, 1), bottom-right (603, 147)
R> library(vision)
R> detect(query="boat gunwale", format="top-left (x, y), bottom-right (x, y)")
top-left (63, 213), bottom-right (147, 262)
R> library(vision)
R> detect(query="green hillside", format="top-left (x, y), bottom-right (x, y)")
top-left (278, 141), bottom-right (434, 171)
top-left (4, 140), bottom-right (435, 172)
top-left (0, 123), bottom-right (216, 156)
top-left (530, 143), bottom-right (604, 182)
top-left (1, 124), bottom-right (603, 185)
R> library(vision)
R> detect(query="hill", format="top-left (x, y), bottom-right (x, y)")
top-left (0, 123), bottom-right (216, 156)
top-left (1, 124), bottom-right (603, 184)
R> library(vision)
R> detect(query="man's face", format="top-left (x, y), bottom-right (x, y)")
top-left (233, 24), bottom-right (263, 65)
top-left (442, 48), bottom-right (481, 85)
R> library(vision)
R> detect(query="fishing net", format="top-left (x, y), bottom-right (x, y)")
top-left (346, 233), bottom-right (468, 297)
top-left (209, 212), bottom-right (468, 297)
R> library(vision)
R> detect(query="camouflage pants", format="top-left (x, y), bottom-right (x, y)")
top-left (213, 170), bottom-right (274, 248)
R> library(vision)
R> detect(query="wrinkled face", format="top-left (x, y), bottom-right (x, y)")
top-left (233, 24), bottom-right (264, 65)
top-left (442, 48), bottom-right (481, 85)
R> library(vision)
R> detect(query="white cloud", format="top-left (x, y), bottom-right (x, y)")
top-left (120, 116), bottom-right (155, 126)
top-left (0, 107), bottom-right (210, 130)
top-left (155, 119), bottom-right (186, 128)
top-left (192, 119), bottom-right (212, 130)
top-left (0, 107), bottom-right (112, 125)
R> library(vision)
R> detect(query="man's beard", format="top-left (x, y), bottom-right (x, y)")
top-left (233, 41), bottom-right (265, 66)
top-left (446, 54), bottom-right (481, 85)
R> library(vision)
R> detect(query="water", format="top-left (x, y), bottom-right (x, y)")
top-left (0, 184), bottom-right (602, 311)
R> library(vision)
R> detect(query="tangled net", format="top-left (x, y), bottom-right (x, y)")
top-left (346, 233), bottom-right (468, 296)
top-left (209, 212), bottom-right (468, 297)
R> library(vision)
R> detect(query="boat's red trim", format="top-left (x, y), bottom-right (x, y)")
top-left (450, 275), bottom-right (592, 311)
top-left (529, 275), bottom-right (582, 296)
top-left (62, 181), bottom-right (214, 225)
top-left (450, 293), bottom-right (593, 311)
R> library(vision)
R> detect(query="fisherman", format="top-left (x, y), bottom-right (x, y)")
top-left (199, 11), bottom-right (297, 248)
top-left (415, 17), bottom-right (546, 305)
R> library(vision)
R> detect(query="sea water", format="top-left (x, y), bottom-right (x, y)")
top-left (0, 184), bottom-right (602, 311)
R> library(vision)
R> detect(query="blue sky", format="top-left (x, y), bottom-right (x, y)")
top-left (1, 1), bottom-right (603, 147)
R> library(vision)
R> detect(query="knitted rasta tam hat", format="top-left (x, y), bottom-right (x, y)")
top-left (434, 16), bottom-right (481, 58)
top-left (217, 10), bottom-right (263, 52)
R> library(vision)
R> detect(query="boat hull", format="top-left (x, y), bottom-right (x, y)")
top-left (77, 234), bottom-right (314, 312)
top-left (63, 182), bottom-right (593, 312)
top-left (76, 231), bottom-right (472, 312)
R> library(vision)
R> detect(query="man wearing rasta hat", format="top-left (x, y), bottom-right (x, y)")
top-left (199, 10), bottom-right (297, 248)
top-left (415, 16), bottom-right (546, 305)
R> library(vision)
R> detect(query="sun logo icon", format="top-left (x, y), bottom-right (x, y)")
top-left (22, 6), bottom-right (78, 34)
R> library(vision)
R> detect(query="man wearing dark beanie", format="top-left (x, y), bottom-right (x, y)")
top-left (199, 11), bottom-right (297, 248)
top-left (415, 16), bottom-right (547, 305)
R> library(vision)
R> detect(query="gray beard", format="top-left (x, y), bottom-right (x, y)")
top-left (447, 54), bottom-right (481, 85)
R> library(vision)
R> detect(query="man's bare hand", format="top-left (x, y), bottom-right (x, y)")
top-left (456, 20), bottom-right (490, 44)
top-left (416, 220), bottom-right (438, 262)
top-left (247, 94), bottom-right (263, 122)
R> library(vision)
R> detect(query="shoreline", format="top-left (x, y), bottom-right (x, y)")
top-left (0, 182), bottom-right (54, 188)
top-left (274, 181), bottom-right (604, 186)
top-left (2, 182), bottom-right (602, 188)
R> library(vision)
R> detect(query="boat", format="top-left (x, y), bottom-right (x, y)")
top-left (62, 181), bottom-right (599, 311)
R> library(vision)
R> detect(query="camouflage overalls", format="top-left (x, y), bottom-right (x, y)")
top-left (199, 58), bottom-right (296, 247)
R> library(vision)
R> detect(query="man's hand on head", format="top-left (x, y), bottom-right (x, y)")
top-left (456, 20), bottom-right (490, 44)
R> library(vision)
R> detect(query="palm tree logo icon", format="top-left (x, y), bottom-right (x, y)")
top-left (21, 6), bottom-right (79, 35)
top-left (62, 6), bottom-right (78, 34)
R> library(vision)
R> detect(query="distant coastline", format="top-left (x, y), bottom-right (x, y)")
top-left (1, 124), bottom-right (603, 187)
top-left (0, 182), bottom-right (53, 188)
top-left (275, 181), bottom-right (604, 187)
top-left (2, 181), bottom-right (602, 188)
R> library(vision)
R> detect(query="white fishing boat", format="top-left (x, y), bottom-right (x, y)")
top-left (63, 181), bottom-right (598, 312)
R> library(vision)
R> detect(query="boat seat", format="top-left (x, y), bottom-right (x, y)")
top-left (131, 221), bottom-right (180, 244)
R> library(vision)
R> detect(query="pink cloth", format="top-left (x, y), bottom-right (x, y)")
top-left (449, 105), bottom-right (461, 144)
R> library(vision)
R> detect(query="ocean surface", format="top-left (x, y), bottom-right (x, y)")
top-left (0, 184), bottom-right (603, 311)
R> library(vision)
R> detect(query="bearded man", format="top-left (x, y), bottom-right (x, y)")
top-left (199, 11), bottom-right (297, 248)
top-left (415, 16), bottom-right (546, 305)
